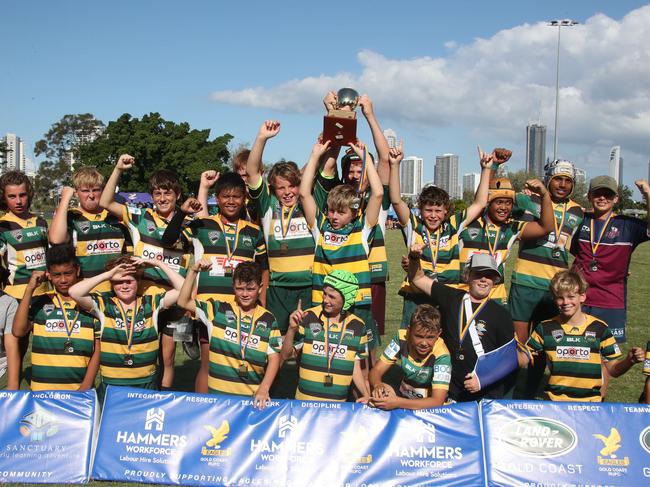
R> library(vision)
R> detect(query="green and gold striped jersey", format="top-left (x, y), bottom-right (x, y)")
top-left (380, 329), bottom-right (452, 398)
top-left (512, 195), bottom-right (584, 290)
top-left (195, 298), bottom-right (280, 396)
top-left (311, 209), bottom-right (373, 306)
top-left (0, 212), bottom-right (50, 298)
top-left (29, 292), bottom-right (99, 391)
top-left (294, 305), bottom-right (368, 402)
top-left (119, 206), bottom-right (191, 293)
top-left (527, 314), bottom-right (621, 402)
top-left (68, 208), bottom-right (129, 292)
top-left (457, 214), bottom-right (527, 304)
top-left (249, 178), bottom-right (314, 287)
top-left (400, 209), bottom-right (462, 295)
top-left (91, 291), bottom-right (166, 385)
top-left (189, 216), bottom-right (268, 300)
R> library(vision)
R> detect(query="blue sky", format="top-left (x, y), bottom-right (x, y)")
top-left (2, 1), bottom-right (650, 193)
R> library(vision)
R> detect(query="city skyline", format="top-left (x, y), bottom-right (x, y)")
top-left (526, 123), bottom-right (547, 177)
top-left (434, 154), bottom-right (461, 200)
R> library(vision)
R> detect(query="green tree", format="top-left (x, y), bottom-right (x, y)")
top-left (614, 184), bottom-right (643, 212)
top-left (506, 170), bottom-right (537, 192)
top-left (79, 113), bottom-right (232, 195)
top-left (34, 113), bottom-right (105, 161)
top-left (0, 139), bottom-right (9, 169)
top-left (33, 114), bottom-right (105, 211)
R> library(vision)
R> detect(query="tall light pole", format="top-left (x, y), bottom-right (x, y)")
top-left (548, 19), bottom-right (578, 161)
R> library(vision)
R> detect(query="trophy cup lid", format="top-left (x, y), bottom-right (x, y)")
top-left (336, 88), bottom-right (359, 110)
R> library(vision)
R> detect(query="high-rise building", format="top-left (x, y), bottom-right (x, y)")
top-left (574, 168), bottom-right (587, 185)
top-left (526, 123), bottom-right (546, 177)
top-left (4, 133), bottom-right (26, 172)
top-left (609, 146), bottom-right (623, 186)
top-left (400, 156), bottom-right (423, 196)
top-left (434, 154), bottom-right (460, 199)
top-left (383, 128), bottom-right (397, 149)
top-left (463, 173), bottom-right (480, 195)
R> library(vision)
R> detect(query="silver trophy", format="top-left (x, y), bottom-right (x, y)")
top-left (323, 88), bottom-right (359, 146)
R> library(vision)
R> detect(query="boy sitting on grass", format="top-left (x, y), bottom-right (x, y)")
top-left (518, 270), bottom-right (645, 402)
top-left (369, 304), bottom-right (451, 409)
top-left (12, 245), bottom-right (100, 391)
top-left (69, 255), bottom-right (183, 399)
top-left (177, 260), bottom-right (281, 408)
top-left (281, 270), bottom-right (370, 403)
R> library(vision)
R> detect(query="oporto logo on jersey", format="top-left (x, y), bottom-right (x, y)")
top-left (201, 420), bottom-right (231, 459)
top-left (499, 417), bottom-right (577, 458)
top-left (115, 406), bottom-right (188, 455)
top-left (19, 410), bottom-right (59, 442)
top-left (323, 231), bottom-right (349, 246)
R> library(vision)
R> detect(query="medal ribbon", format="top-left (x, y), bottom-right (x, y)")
top-left (237, 310), bottom-right (258, 362)
top-left (217, 217), bottom-right (243, 262)
top-left (423, 227), bottom-right (441, 271)
top-left (484, 219), bottom-right (501, 258)
top-left (589, 211), bottom-right (614, 259)
top-left (552, 202), bottom-right (567, 247)
top-left (280, 205), bottom-right (297, 239)
top-left (458, 294), bottom-right (489, 345)
top-left (325, 317), bottom-right (349, 374)
top-left (54, 295), bottom-right (80, 340)
top-left (117, 298), bottom-right (140, 353)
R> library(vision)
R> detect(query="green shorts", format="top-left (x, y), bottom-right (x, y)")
top-left (400, 293), bottom-right (431, 329)
top-left (352, 303), bottom-right (380, 351)
top-left (508, 283), bottom-right (557, 325)
top-left (267, 285), bottom-right (312, 334)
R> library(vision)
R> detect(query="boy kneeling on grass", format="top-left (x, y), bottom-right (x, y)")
top-left (177, 260), bottom-right (281, 409)
top-left (518, 270), bottom-right (645, 402)
top-left (281, 270), bottom-right (370, 403)
top-left (13, 245), bottom-right (100, 391)
top-left (369, 304), bottom-right (451, 409)
top-left (69, 255), bottom-right (183, 399)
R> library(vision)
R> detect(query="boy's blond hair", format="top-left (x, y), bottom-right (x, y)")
top-left (72, 167), bottom-right (104, 190)
top-left (409, 304), bottom-right (442, 334)
top-left (550, 270), bottom-right (588, 297)
top-left (326, 184), bottom-right (360, 213)
top-left (232, 149), bottom-right (250, 171)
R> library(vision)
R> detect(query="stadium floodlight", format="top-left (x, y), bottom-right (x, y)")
top-left (547, 19), bottom-right (579, 160)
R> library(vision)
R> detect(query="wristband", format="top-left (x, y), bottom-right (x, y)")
top-left (490, 163), bottom-right (499, 171)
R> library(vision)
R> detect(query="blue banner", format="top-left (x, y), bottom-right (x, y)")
top-left (92, 386), bottom-right (485, 486)
top-left (0, 390), bottom-right (98, 484)
top-left (482, 400), bottom-right (650, 487)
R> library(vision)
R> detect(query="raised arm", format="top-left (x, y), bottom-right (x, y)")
top-left (358, 95), bottom-right (389, 185)
top-left (247, 121), bottom-right (280, 188)
top-left (635, 179), bottom-right (650, 233)
top-left (300, 139), bottom-right (331, 227)
top-left (177, 261), bottom-right (208, 314)
top-left (281, 300), bottom-right (304, 360)
top-left (100, 154), bottom-right (133, 218)
top-left (350, 141), bottom-right (384, 227)
top-left (465, 146), bottom-right (497, 223)
top-left (407, 244), bottom-right (433, 296)
top-left (520, 179), bottom-right (554, 240)
top-left (12, 272), bottom-right (47, 338)
top-left (605, 347), bottom-right (645, 378)
top-left (196, 170), bottom-right (219, 218)
top-left (49, 187), bottom-right (74, 244)
top-left (388, 142), bottom-right (410, 225)
top-left (69, 264), bottom-right (134, 312)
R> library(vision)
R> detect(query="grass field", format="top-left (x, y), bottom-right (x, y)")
top-left (1, 229), bottom-right (648, 486)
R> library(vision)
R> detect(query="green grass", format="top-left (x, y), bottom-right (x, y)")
top-left (2, 229), bottom-right (648, 486)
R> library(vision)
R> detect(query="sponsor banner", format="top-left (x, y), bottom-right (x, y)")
top-left (93, 387), bottom-right (484, 486)
top-left (483, 400), bottom-right (650, 486)
top-left (0, 390), bottom-right (98, 484)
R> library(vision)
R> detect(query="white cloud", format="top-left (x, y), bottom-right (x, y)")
top-left (210, 5), bottom-right (650, 169)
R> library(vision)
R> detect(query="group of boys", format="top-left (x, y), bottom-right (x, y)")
top-left (0, 92), bottom-right (648, 408)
